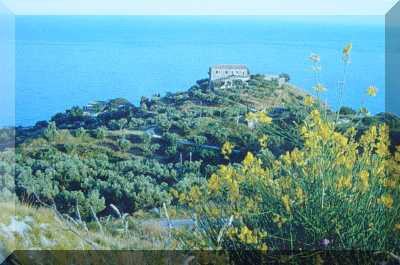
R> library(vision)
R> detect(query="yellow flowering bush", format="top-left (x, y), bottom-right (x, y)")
top-left (178, 46), bottom-right (399, 256)
top-left (183, 109), bottom-right (400, 251)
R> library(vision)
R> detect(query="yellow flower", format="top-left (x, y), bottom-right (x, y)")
top-left (243, 152), bottom-right (255, 168)
top-left (304, 95), bottom-right (315, 106)
top-left (258, 230), bottom-right (268, 239)
top-left (239, 226), bottom-right (257, 244)
top-left (178, 192), bottom-right (187, 204)
top-left (378, 194), bottom-right (394, 209)
top-left (209, 206), bottom-right (220, 218)
top-left (245, 112), bottom-right (256, 122)
top-left (333, 132), bottom-right (348, 147)
top-left (383, 179), bottom-right (396, 189)
top-left (319, 123), bottom-right (331, 141)
top-left (281, 194), bottom-right (291, 213)
top-left (219, 164), bottom-right (232, 175)
top-left (310, 109), bottom-right (321, 123)
top-left (343, 42), bottom-right (353, 57)
top-left (245, 112), bottom-right (272, 126)
top-left (293, 149), bottom-right (305, 165)
top-left (295, 187), bottom-right (305, 204)
top-left (346, 127), bottom-right (357, 138)
top-left (221, 141), bottom-right (234, 159)
top-left (344, 158), bottom-right (355, 170)
top-left (259, 243), bottom-right (268, 251)
top-left (395, 146), bottom-right (400, 162)
top-left (376, 124), bottom-right (389, 157)
top-left (228, 180), bottom-right (240, 201)
top-left (245, 199), bottom-right (258, 213)
top-left (314, 83), bottom-right (326, 93)
top-left (360, 126), bottom-right (377, 148)
top-left (257, 112), bottom-right (273, 124)
top-left (279, 177), bottom-right (292, 190)
top-left (336, 175), bottom-right (352, 190)
top-left (395, 224), bottom-right (400, 231)
top-left (272, 213), bottom-right (287, 228)
top-left (358, 170), bottom-right (369, 192)
top-left (367, 86), bottom-right (377, 97)
top-left (282, 152), bottom-right (291, 165)
top-left (208, 174), bottom-right (221, 192)
top-left (189, 186), bottom-right (202, 202)
top-left (258, 135), bottom-right (269, 149)
top-left (227, 227), bottom-right (238, 239)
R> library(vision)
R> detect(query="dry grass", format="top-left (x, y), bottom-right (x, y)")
top-left (0, 202), bottom-right (177, 258)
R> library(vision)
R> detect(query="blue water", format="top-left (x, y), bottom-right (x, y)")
top-left (15, 16), bottom-right (385, 126)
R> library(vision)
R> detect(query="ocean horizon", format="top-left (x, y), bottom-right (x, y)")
top-left (14, 15), bottom-right (385, 126)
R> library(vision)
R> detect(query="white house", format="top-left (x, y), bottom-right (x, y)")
top-left (208, 64), bottom-right (250, 89)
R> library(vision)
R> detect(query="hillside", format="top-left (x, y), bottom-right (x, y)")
top-left (2, 75), bottom-right (398, 219)
top-left (8, 76), bottom-right (311, 217)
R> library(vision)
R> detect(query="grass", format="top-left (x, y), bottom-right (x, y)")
top-left (0, 201), bottom-right (179, 258)
top-left (0, 201), bottom-right (95, 258)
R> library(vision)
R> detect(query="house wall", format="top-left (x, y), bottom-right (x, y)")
top-left (209, 68), bottom-right (249, 81)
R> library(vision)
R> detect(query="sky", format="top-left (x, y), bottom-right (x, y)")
top-left (1, 0), bottom-right (398, 15)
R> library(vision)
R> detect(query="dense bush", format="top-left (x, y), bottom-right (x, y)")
top-left (0, 149), bottom-right (15, 201)
top-left (0, 128), bottom-right (15, 144)
top-left (95, 126), bottom-right (107, 139)
top-left (182, 109), bottom-right (400, 252)
top-left (339, 106), bottom-right (357, 115)
top-left (13, 131), bottom-right (204, 219)
top-left (117, 137), bottom-right (131, 152)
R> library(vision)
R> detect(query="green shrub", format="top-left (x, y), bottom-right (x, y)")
top-left (44, 122), bottom-right (58, 141)
top-left (339, 106), bottom-right (356, 115)
top-left (95, 126), bottom-right (107, 139)
top-left (75, 127), bottom-right (86, 138)
top-left (183, 110), bottom-right (400, 252)
top-left (0, 150), bottom-right (15, 201)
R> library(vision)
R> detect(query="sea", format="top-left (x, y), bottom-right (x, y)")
top-left (12, 16), bottom-right (385, 126)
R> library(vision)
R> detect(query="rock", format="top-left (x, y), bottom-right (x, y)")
top-left (0, 216), bottom-right (32, 238)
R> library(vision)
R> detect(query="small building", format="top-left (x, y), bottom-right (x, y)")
top-left (209, 64), bottom-right (250, 89)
